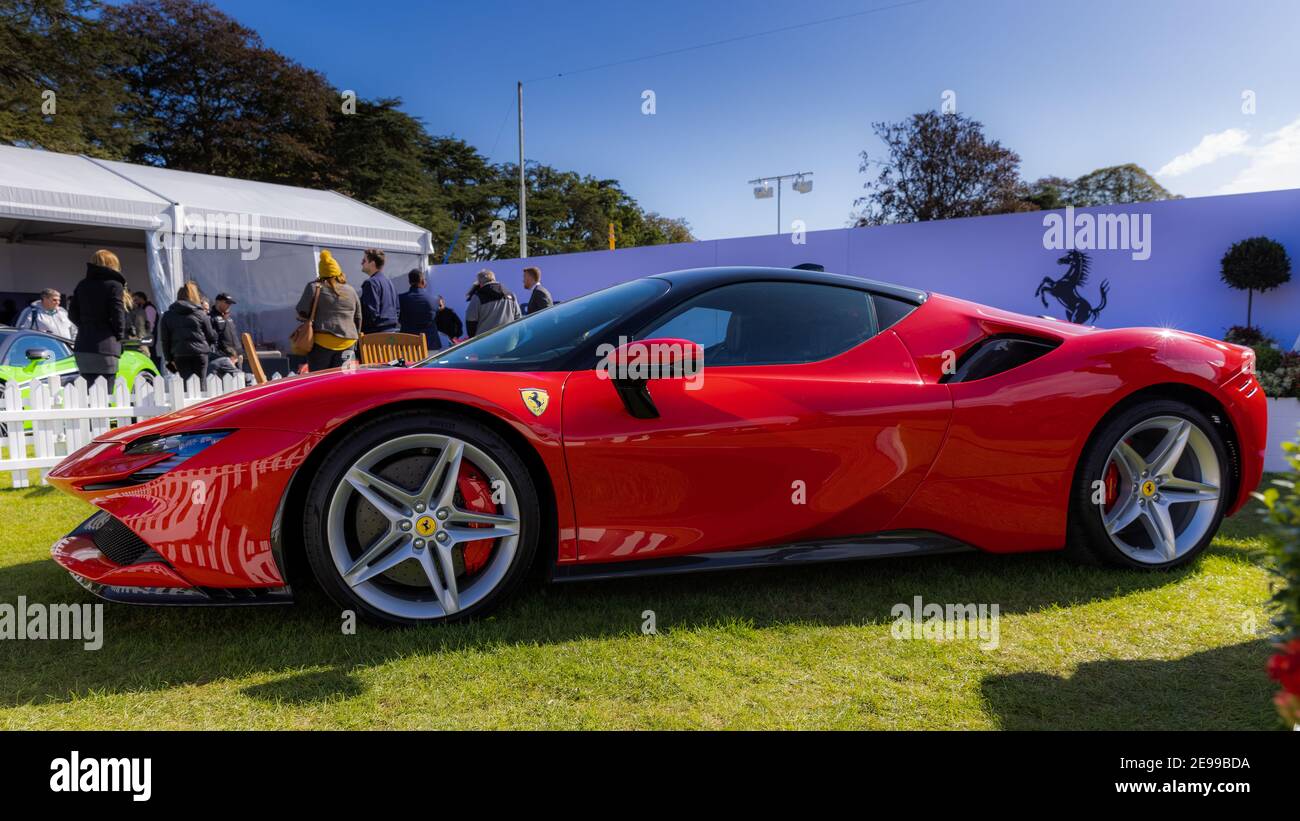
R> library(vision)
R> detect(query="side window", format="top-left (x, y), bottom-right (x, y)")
top-left (871, 294), bottom-right (918, 330)
top-left (7, 335), bottom-right (67, 366)
top-left (639, 281), bottom-right (877, 366)
top-left (642, 306), bottom-right (730, 350)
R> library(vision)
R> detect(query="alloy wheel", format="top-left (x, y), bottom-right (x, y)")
top-left (1099, 415), bottom-right (1221, 565)
top-left (325, 433), bottom-right (521, 620)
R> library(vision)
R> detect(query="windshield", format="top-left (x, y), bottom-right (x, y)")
top-left (426, 278), bottom-right (669, 369)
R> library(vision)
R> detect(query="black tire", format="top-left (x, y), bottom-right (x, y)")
top-left (302, 410), bottom-right (540, 626)
top-left (1066, 399), bottom-right (1229, 570)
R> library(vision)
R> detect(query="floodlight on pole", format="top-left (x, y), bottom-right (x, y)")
top-left (746, 171), bottom-right (814, 235)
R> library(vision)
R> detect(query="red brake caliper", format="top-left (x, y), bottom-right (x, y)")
top-left (455, 462), bottom-right (497, 575)
top-left (1102, 461), bottom-right (1120, 511)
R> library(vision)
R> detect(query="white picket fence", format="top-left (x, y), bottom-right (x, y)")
top-left (0, 372), bottom-right (272, 488)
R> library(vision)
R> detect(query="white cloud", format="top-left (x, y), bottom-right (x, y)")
top-left (1217, 118), bottom-right (1300, 194)
top-left (1156, 128), bottom-right (1250, 177)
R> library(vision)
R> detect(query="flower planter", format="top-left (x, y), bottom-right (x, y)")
top-left (1266, 397), bottom-right (1300, 472)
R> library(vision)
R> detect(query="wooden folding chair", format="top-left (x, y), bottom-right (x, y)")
top-left (357, 332), bottom-right (429, 366)
top-left (241, 332), bottom-right (268, 384)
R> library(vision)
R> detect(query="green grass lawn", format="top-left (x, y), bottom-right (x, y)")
top-left (0, 467), bottom-right (1282, 729)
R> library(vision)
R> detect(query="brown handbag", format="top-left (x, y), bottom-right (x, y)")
top-left (289, 283), bottom-right (321, 356)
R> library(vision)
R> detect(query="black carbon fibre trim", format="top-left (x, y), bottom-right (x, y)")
top-left (69, 574), bottom-right (293, 606)
top-left (551, 530), bottom-right (972, 582)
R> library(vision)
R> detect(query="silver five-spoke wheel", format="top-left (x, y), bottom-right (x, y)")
top-left (1099, 415), bottom-right (1221, 565)
top-left (325, 433), bottom-right (521, 620)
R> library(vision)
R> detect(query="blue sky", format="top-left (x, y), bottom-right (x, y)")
top-left (203, 0), bottom-right (1300, 241)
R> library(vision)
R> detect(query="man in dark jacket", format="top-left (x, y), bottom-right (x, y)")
top-left (398, 269), bottom-right (440, 350)
top-left (68, 250), bottom-right (129, 386)
top-left (522, 266), bottom-right (553, 314)
top-left (158, 282), bottom-right (218, 381)
top-left (208, 293), bottom-right (242, 379)
top-left (359, 248), bottom-right (399, 334)
top-left (435, 295), bottom-right (463, 346)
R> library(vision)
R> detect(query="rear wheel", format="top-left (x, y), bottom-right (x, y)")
top-left (302, 411), bottom-right (539, 625)
top-left (1068, 400), bottom-right (1228, 570)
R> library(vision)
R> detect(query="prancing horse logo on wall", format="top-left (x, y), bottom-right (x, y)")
top-left (1034, 249), bottom-right (1109, 324)
top-left (520, 389), bottom-right (549, 417)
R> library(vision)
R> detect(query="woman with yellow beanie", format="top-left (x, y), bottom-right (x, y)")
top-left (295, 249), bottom-right (362, 371)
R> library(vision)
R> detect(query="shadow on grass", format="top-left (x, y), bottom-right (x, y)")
top-left (981, 639), bottom-right (1278, 730)
top-left (241, 668), bottom-right (366, 705)
top-left (0, 544), bottom-right (1216, 709)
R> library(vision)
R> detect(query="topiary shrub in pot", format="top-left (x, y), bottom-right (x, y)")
top-left (1221, 237), bottom-right (1292, 328)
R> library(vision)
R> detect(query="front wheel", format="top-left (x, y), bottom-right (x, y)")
top-left (302, 411), bottom-right (540, 626)
top-left (1068, 399), bottom-right (1229, 570)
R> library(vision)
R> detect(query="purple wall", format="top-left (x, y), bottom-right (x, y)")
top-left (429, 189), bottom-right (1300, 347)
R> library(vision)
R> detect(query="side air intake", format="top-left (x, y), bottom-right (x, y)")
top-left (941, 334), bottom-right (1060, 384)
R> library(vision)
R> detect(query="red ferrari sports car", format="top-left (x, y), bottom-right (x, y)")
top-left (47, 266), bottom-right (1266, 625)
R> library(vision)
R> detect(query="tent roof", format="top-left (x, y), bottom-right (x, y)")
top-left (0, 145), bottom-right (168, 229)
top-left (0, 145), bottom-right (432, 255)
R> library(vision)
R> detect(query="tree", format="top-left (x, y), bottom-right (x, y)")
top-left (423, 136), bottom-right (510, 263)
top-left (330, 98), bottom-right (437, 228)
top-left (637, 213), bottom-right (694, 246)
top-left (1021, 176), bottom-right (1073, 211)
top-left (1, 0), bottom-right (693, 260)
top-left (1065, 163), bottom-right (1176, 207)
top-left (103, 0), bottom-right (336, 185)
top-left (0, 0), bottom-right (135, 157)
top-left (852, 112), bottom-right (1025, 226)
top-left (1220, 236), bottom-right (1293, 328)
top-left (491, 162), bottom-right (694, 258)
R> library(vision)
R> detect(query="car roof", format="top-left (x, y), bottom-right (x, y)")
top-left (649, 266), bottom-right (928, 304)
top-left (0, 327), bottom-right (70, 344)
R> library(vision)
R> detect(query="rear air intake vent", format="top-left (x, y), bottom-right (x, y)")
top-left (941, 334), bottom-right (1060, 384)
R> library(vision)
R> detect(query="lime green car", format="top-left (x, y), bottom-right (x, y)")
top-left (0, 327), bottom-right (160, 404)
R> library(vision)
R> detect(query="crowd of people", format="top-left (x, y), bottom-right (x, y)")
top-left (1, 248), bottom-right (242, 385)
top-left (5, 246), bottom-right (556, 379)
top-left (293, 250), bottom-right (552, 372)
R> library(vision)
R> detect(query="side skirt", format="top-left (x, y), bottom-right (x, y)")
top-left (551, 530), bottom-right (973, 583)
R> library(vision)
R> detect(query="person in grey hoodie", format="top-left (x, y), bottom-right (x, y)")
top-left (464, 269), bottom-right (521, 337)
top-left (15, 289), bottom-right (77, 339)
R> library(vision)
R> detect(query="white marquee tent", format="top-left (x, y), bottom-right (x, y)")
top-left (0, 144), bottom-right (433, 353)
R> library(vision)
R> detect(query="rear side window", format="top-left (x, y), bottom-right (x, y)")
top-left (639, 281), bottom-right (877, 366)
top-left (871, 294), bottom-right (918, 331)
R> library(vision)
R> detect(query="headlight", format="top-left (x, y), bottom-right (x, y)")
top-left (124, 431), bottom-right (230, 479)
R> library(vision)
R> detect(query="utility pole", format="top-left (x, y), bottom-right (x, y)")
top-left (517, 81), bottom-right (527, 259)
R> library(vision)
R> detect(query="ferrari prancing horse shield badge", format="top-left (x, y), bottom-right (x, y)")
top-left (520, 389), bottom-right (549, 417)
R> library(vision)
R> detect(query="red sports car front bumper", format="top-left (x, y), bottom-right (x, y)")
top-left (47, 427), bottom-right (319, 602)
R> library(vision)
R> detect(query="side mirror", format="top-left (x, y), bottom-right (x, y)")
top-left (25, 348), bottom-right (53, 362)
top-left (599, 337), bottom-right (703, 380)
top-left (597, 337), bottom-right (704, 419)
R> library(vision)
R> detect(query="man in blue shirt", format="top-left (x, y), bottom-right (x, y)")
top-left (398, 268), bottom-right (441, 350)
top-left (359, 248), bottom-right (399, 333)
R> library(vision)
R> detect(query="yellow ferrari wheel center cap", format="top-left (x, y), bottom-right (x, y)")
top-left (1141, 480), bottom-right (1157, 497)
top-left (415, 516), bottom-right (437, 536)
